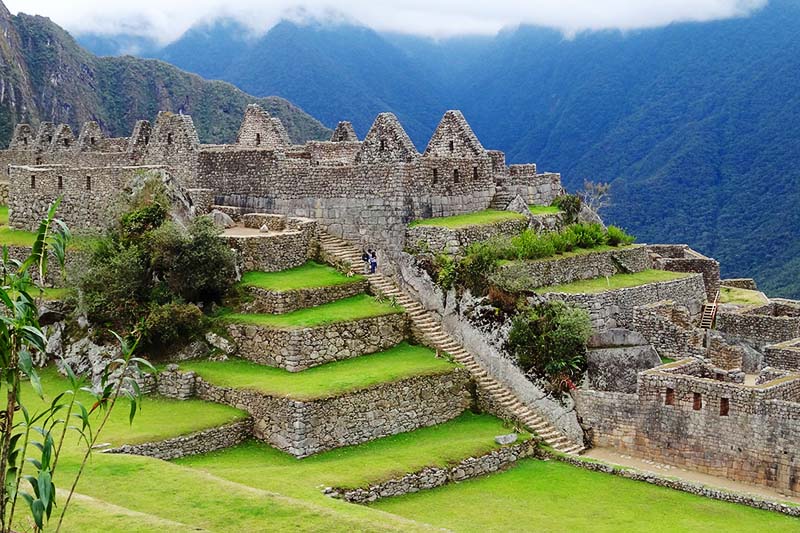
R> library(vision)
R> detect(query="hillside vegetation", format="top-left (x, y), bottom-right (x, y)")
top-left (84, 0), bottom-right (800, 298)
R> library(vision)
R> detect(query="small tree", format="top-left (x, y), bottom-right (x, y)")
top-left (507, 301), bottom-right (592, 392)
top-left (0, 202), bottom-right (154, 532)
top-left (579, 180), bottom-right (611, 214)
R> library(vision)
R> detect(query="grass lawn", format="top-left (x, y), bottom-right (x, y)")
top-left (535, 269), bottom-right (693, 294)
top-left (241, 261), bottom-right (363, 291)
top-left (11, 368), bottom-right (424, 532)
top-left (372, 459), bottom-right (800, 533)
top-left (222, 294), bottom-right (403, 328)
top-left (409, 209), bottom-right (526, 229)
top-left (528, 205), bottom-right (561, 215)
top-left (180, 343), bottom-right (456, 400)
top-left (177, 412), bottom-right (524, 494)
top-left (0, 205), bottom-right (97, 249)
top-left (720, 286), bottom-right (768, 306)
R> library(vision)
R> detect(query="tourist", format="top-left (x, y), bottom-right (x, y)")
top-left (361, 249), bottom-right (370, 273)
top-left (369, 250), bottom-right (378, 274)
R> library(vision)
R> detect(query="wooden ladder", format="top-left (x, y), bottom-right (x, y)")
top-left (699, 290), bottom-right (720, 329)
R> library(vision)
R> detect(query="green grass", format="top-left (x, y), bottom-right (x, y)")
top-left (535, 269), bottom-right (693, 294)
top-left (720, 286), bottom-right (769, 306)
top-left (177, 413), bottom-right (525, 494)
top-left (528, 205), bottom-right (562, 215)
top-left (222, 294), bottom-right (403, 328)
top-left (0, 205), bottom-right (97, 249)
top-left (241, 261), bottom-right (363, 291)
top-left (180, 343), bottom-right (456, 400)
top-left (409, 209), bottom-right (525, 229)
top-left (372, 459), bottom-right (800, 532)
top-left (660, 356), bottom-right (677, 364)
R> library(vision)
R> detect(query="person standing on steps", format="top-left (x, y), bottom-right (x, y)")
top-left (361, 249), bottom-right (370, 274)
top-left (369, 250), bottom-right (378, 274)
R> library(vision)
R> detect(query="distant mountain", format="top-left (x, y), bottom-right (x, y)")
top-left (82, 2), bottom-right (800, 298)
top-left (0, 4), bottom-right (329, 146)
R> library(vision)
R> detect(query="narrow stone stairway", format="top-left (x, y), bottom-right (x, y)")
top-left (318, 231), bottom-right (584, 455)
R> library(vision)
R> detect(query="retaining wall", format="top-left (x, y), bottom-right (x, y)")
top-left (226, 313), bottom-right (409, 372)
top-left (405, 217), bottom-right (527, 255)
top-left (491, 246), bottom-right (651, 293)
top-left (241, 279), bottom-right (369, 314)
top-left (224, 217), bottom-right (316, 273)
top-left (765, 339), bottom-right (800, 372)
top-left (167, 369), bottom-right (472, 457)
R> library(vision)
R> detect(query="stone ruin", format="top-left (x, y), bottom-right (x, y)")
top-left (0, 106), bottom-right (563, 254)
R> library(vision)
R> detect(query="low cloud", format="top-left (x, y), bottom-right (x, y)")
top-left (6, 0), bottom-right (768, 44)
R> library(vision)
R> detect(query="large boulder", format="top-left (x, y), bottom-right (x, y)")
top-left (209, 209), bottom-right (236, 229)
top-left (127, 169), bottom-right (194, 229)
top-left (585, 329), bottom-right (661, 393)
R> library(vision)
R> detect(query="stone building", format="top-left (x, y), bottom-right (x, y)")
top-left (1, 106), bottom-right (563, 248)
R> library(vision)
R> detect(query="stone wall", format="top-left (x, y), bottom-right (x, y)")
top-left (649, 245), bottom-right (720, 300)
top-left (224, 218), bottom-right (316, 273)
top-left (539, 274), bottom-right (707, 331)
top-left (8, 165), bottom-right (166, 232)
top-left (491, 246), bottom-right (651, 292)
top-left (0, 180), bottom-right (8, 205)
top-left (104, 419), bottom-right (253, 460)
top-left (241, 279), bottom-right (369, 314)
top-left (575, 359), bottom-right (800, 496)
top-left (187, 369), bottom-right (471, 457)
top-left (328, 439), bottom-right (537, 503)
top-left (765, 339), bottom-right (800, 372)
top-left (631, 302), bottom-right (705, 361)
top-left (405, 216), bottom-right (528, 255)
top-left (716, 306), bottom-right (800, 345)
top-left (226, 313), bottom-right (409, 372)
top-left (721, 278), bottom-right (759, 291)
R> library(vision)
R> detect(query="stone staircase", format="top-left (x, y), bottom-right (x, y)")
top-left (488, 184), bottom-right (513, 210)
top-left (318, 231), bottom-right (584, 455)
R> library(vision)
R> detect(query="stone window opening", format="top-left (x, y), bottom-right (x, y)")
top-left (449, 140), bottom-right (454, 152)
top-left (35, 156), bottom-right (42, 165)
top-left (693, 392), bottom-right (702, 411)
top-left (432, 168), bottom-right (438, 184)
top-left (720, 397), bottom-right (730, 416)
top-left (90, 137), bottom-right (96, 146)
top-left (144, 135), bottom-right (150, 145)
top-left (47, 135), bottom-right (52, 144)
top-left (167, 133), bottom-right (174, 145)
top-left (86, 175), bottom-right (92, 191)
top-left (57, 176), bottom-right (63, 190)
top-left (62, 138), bottom-right (70, 147)
top-left (30, 175), bottom-right (35, 189)
top-left (22, 138), bottom-right (28, 146)
top-left (380, 139), bottom-right (387, 151)
top-left (255, 133), bottom-right (261, 146)
top-left (453, 169), bottom-right (460, 183)
top-left (665, 388), bottom-right (674, 406)
top-left (473, 166), bottom-right (479, 179)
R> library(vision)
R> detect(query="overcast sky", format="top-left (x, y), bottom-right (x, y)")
top-left (5, 0), bottom-right (768, 43)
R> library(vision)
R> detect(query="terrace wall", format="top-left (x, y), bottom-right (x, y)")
top-left (716, 305), bottom-right (800, 345)
top-left (575, 359), bottom-right (800, 496)
top-left (539, 274), bottom-right (706, 331)
top-left (224, 218), bottom-right (316, 273)
top-left (631, 302), bottom-right (706, 361)
top-left (226, 313), bottom-right (409, 372)
top-left (241, 280), bottom-right (369, 314)
top-left (181, 369), bottom-right (471, 457)
top-left (405, 217), bottom-right (528, 255)
top-left (649, 245), bottom-right (720, 300)
top-left (765, 339), bottom-right (800, 372)
top-left (491, 246), bottom-right (651, 292)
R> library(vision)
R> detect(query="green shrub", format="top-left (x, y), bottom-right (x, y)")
top-left (507, 301), bottom-right (592, 391)
top-left (606, 225), bottom-right (636, 246)
top-left (435, 254), bottom-right (457, 291)
top-left (459, 242), bottom-right (499, 295)
top-left (143, 302), bottom-right (205, 348)
top-left (564, 223), bottom-right (607, 249)
top-left (511, 230), bottom-right (556, 260)
top-left (552, 194), bottom-right (582, 224)
top-left (120, 203), bottom-right (167, 242)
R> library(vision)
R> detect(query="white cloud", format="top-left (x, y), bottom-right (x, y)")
top-left (4, 0), bottom-right (768, 44)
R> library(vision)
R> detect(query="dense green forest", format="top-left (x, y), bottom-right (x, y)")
top-left (82, 1), bottom-right (799, 297)
top-left (0, 5), bottom-right (329, 145)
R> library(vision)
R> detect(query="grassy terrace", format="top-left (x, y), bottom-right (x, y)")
top-left (178, 413), bottom-right (528, 494)
top-left (372, 459), bottom-right (800, 532)
top-left (180, 343), bottom-right (456, 400)
top-left (241, 261), bottom-right (363, 291)
top-left (720, 286), bottom-right (769, 306)
top-left (528, 205), bottom-right (561, 215)
top-left (0, 205), bottom-right (95, 249)
top-left (222, 294), bottom-right (403, 328)
top-left (408, 209), bottom-right (526, 229)
top-left (535, 269), bottom-right (693, 294)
